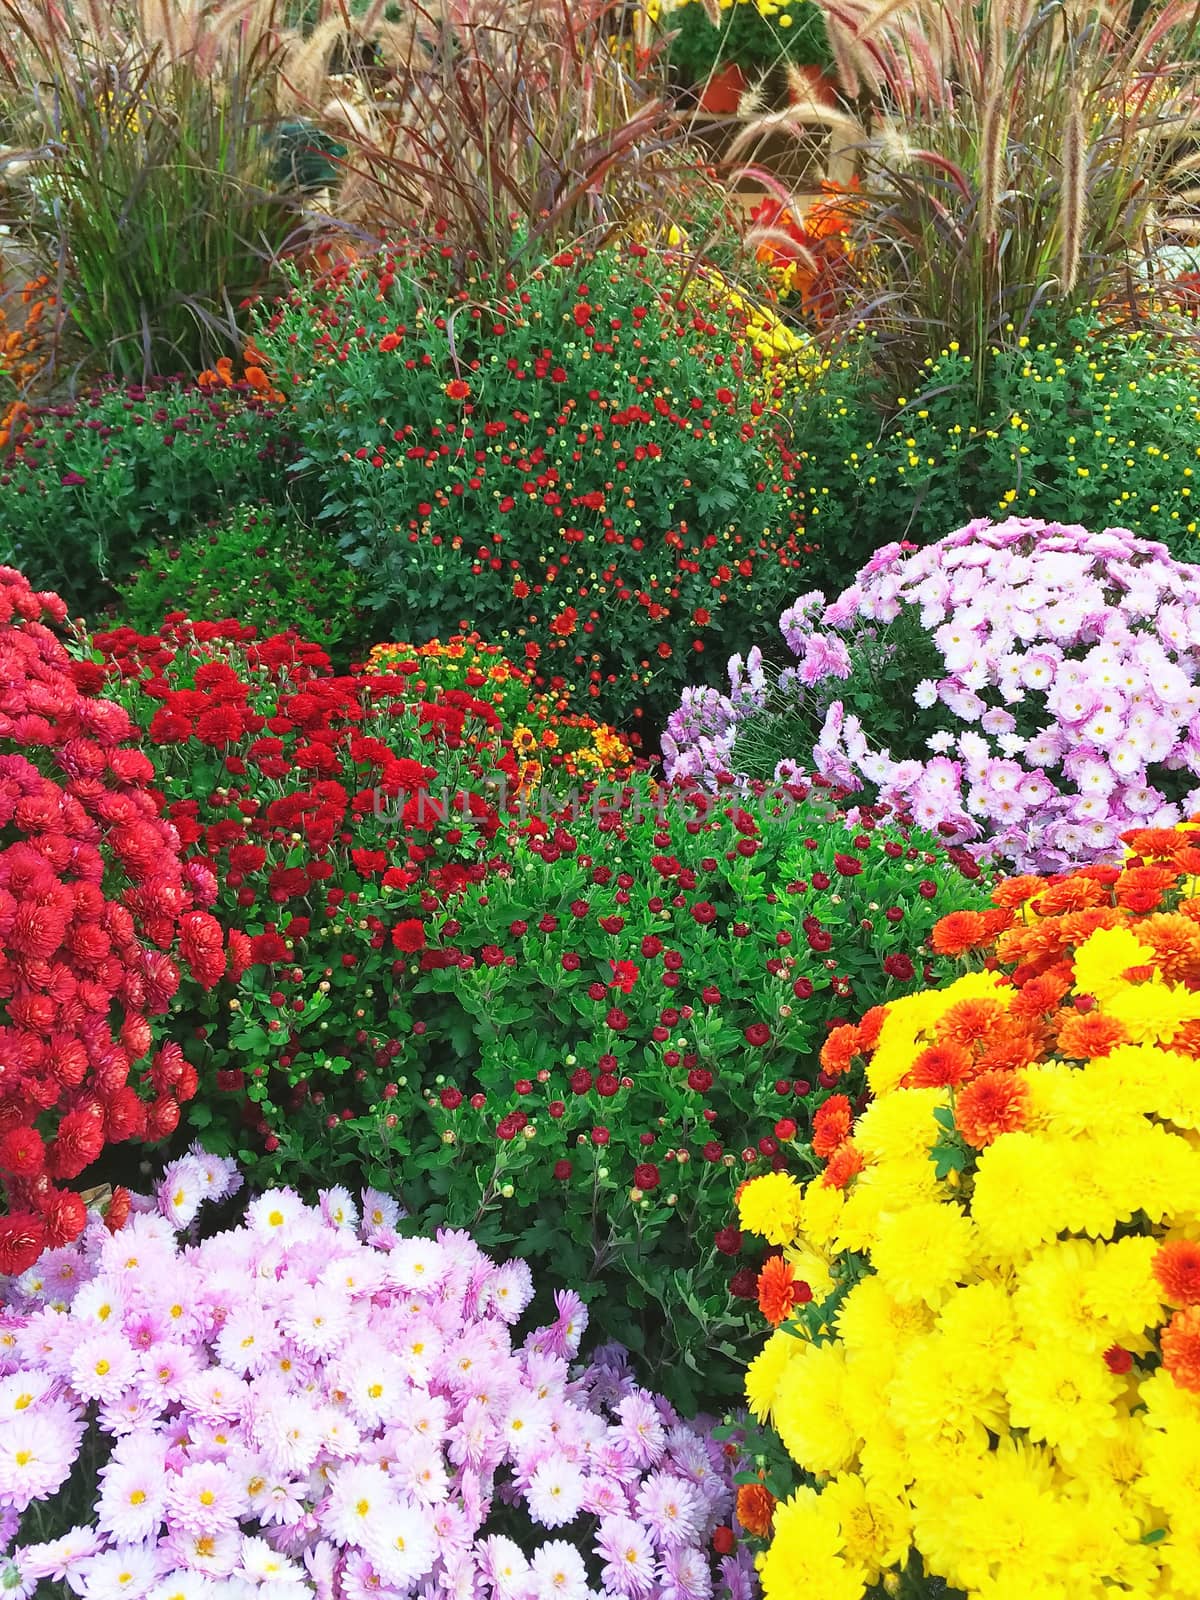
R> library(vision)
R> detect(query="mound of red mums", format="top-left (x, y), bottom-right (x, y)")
top-left (0, 571), bottom-right (239, 1273)
top-left (90, 615), bottom-right (602, 1158)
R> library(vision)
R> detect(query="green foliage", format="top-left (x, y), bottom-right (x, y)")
top-left (116, 503), bottom-right (363, 660)
top-left (735, 608), bottom-right (946, 780)
top-left (666, 0), bottom-right (833, 83)
top-left (254, 239), bottom-right (805, 731)
top-left (0, 377), bottom-right (293, 611)
top-left (789, 315), bottom-right (1200, 586)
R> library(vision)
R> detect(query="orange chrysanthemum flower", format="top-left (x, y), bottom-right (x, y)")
top-left (955, 1069), bottom-right (1030, 1148)
top-left (975, 1023), bottom-right (1040, 1075)
top-left (996, 921), bottom-right (1067, 966)
top-left (1114, 866), bottom-right (1178, 914)
top-left (1154, 1241), bottom-right (1200, 1307)
top-left (1034, 877), bottom-right (1111, 916)
top-left (819, 1025), bottom-right (860, 1079)
top-left (1009, 968), bottom-right (1072, 1018)
top-left (1139, 913), bottom-right (1200, 983)
top-left (935, 998), bottom-right (1007, 1052)
top-left (757, 1254), bottom-right (800, 1327)
top-left (905, 1042), bottom-right (973, 1088)
top-left (857, 1005), bottom-right (889, 1052)
top-left (1055, 1010), bottom-right (1130, 1060)
top-left (736, 1482), bottom-right (777, 1540)
top-left (812, 1095), bottom-right (853, 1159)
top-left (1057, 907), bottom-right (1123, 946)
top-left (991, 875), bottom-right (1048, 910)
top-left (1123, 827), bottom-right (1187, 861)
top-left (1162, 1305), bottom-right (1200, 1391)
top-left (931, 910), bottom-right (989, 958)
top-left (1168, 1018), bottom-right (1200, 1058)
top-left (822, 1140), bottom-right (865, 1189)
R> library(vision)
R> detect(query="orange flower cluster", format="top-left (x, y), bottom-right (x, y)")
top-left (736, 1480), bottom-right (777, 1540)
top-left (809, 824), bottom-right (1200, 1190)
top-left (746, 180), bottom-right (861, 323)
top-left (0, 275), bottom-right (59, 448)
top-left (197, 345), bottom-right (285, 405)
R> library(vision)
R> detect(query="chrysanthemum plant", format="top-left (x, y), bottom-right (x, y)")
top-left (667, 516), bottom-right (1200, 873)
top-left (0, 375), bottom-right (292, 615)
top-left (402, 773), bottom-right (986, 1406)
top-left (90, 614), bottom-right (632, 1171)
top-left (365, 631), bottom-right (634, 784)
top-left (0, 1156), bottom-right (761, 1600)
top-left (733, 821), bottom-right (1200, 1599)
top-left (780, 312), bottom-right (1200, 585)
top-left (0, 570), bottom-right (233, 1276)
top-left (253, 237), bottom-right (807, 732)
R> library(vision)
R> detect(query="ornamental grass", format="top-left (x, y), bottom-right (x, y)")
top-left (734, 820), bottom-right (1200, 1599)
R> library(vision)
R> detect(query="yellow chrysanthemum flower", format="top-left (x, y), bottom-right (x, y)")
top-left (737, 1171), bottom-right (804, 1245)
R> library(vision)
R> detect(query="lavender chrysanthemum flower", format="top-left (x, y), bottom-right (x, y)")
top-left (614, 1392), bottom-right (666, 1469)
top-left (636, 1471), bottom-right (705, 1550)
top-left (596, 1515), bottom-right (657, 1598)
top-left (662, 1544), bottom-right (715, 1600)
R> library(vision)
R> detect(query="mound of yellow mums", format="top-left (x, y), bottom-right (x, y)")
top-left (737, 822), bottom-right (1200, 1600)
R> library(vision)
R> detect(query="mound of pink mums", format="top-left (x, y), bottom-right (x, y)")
top-left (0, 568), bottom-right (239, 1275)
top-left (0, 1157), bottom-right (755, 1600)
top-left (665, 517), bottom-right (1200, 872)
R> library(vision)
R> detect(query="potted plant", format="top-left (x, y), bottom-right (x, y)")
top-left (660, 0), bottom-right (835, 112)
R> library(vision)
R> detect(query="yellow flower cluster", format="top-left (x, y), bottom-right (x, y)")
top-left (651, 0), bottom-right (795, 18)
top-left (738, 916), bottom-right (1200, 1600)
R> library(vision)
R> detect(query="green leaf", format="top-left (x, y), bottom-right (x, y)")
top-left (932, 1141), bottom-right (968, 1180)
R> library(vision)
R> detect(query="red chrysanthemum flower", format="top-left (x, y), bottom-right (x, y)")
top-left (0, 1213), bottom-right (46, 1275)
top-left (0, 1125), bottom-right (44, 1178)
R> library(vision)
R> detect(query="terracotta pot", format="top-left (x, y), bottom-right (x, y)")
top-left (787, 64), bottom-right (837, 107)
top-left (697, 60), bottom-right (748, 114)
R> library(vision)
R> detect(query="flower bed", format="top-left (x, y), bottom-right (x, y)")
top-left (365, 632), bottom-right (634, 785)
top-left (734, 821), bottom-right (1200, 1597)
top-left (666, 516), bottom-right (1200, 872)
top-left (82, 600), bottom-right (988, 1408)
top-left (0, 1159), bottom-right (758, 1600)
